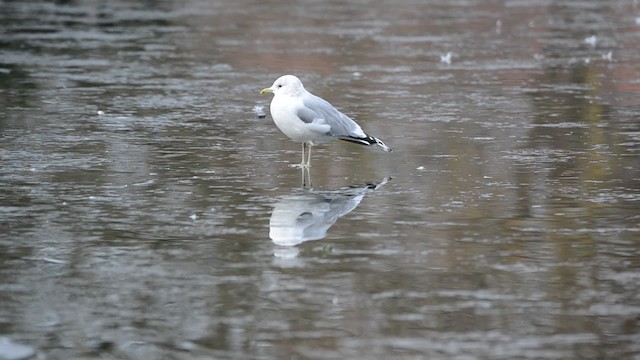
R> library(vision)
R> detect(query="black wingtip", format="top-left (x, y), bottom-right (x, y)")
top-left (369, 135), bottom-right (392, 152)
top-left (340, 135), bottom-right (391, 152)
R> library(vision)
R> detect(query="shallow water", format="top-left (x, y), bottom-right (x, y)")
top-left (1, 0), bottom-right (639, 359)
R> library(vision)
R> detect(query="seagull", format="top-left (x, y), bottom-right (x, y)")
top-left (260, 75), bottom-right (391, 168)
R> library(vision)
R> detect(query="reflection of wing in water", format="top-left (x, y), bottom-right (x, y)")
top-left (269, 193), bottom-right (361, 246)
top-left (269, 178), bottom-right (390, 247)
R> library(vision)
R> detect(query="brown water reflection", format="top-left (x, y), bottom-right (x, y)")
top-left (1, 0), bottom-right (639, 359)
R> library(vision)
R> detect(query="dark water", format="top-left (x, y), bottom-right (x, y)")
top-left (1, 0), bottom-right (639, 359)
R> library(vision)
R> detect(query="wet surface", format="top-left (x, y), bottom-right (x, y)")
top-left (1, 0), bottom-right (639, 359)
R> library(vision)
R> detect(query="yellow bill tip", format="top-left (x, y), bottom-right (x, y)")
top-left (260, 88), bottom-right (272, 95)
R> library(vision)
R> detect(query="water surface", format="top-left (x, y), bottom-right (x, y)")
top-left (1, 0), bottom-right (639, 359)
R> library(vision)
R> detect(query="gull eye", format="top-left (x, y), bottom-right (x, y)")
top-left (277, 84), bottom-right (283, 88)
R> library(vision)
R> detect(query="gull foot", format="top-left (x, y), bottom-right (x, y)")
top-left (289, 163), bottom-right (310, 169)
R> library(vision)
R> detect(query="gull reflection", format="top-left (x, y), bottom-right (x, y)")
top-left (269, 178), bottom-right (390, 248)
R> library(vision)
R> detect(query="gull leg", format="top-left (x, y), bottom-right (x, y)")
top-left (306, 145), bottom-right (312, 168)
top-left (289, 143), bottom-right (308, 169)
top-left (302, 166), bottom-right (312, 189)
top-left (300, 152), bottom-right (312, 188)
top-left (303, 143), bottom-right (308, 167)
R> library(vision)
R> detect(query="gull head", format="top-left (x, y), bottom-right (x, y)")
top-left (260, 75), bottom-right (306, 97)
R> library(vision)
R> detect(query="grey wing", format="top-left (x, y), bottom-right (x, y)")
top-left (296, 106), bottom-right (320, 124)
top-left (301, 94), bottom-right (366, 138)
